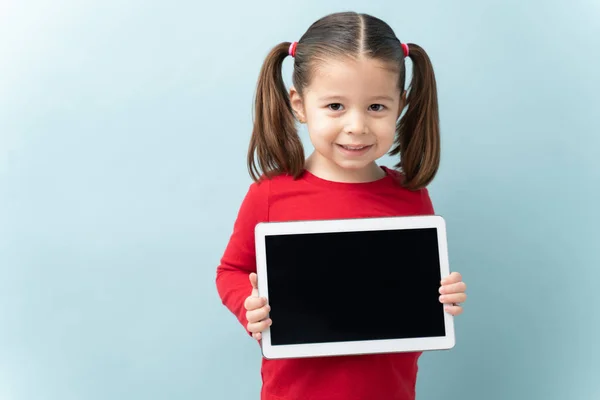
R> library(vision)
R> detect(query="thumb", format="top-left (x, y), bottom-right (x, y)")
top-left (249, 272), bottom-right (258, 294)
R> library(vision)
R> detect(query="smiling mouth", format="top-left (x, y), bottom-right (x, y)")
top-left (337, 144), bottom-right (372, 151)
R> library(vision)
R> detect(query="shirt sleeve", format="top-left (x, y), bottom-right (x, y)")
top-left (215, 179), bottom-right (269, 336)
top-left (420, 187), bottom-right (436, 214)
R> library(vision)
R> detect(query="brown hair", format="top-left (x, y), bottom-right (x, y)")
top-left (247, 12), bottom-right (440, 190)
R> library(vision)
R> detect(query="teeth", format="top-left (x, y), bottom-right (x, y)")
top-left (342, 145), bottom-right (367, 150)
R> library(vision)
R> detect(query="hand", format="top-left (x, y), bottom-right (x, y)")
top-left (439, 272), bottom-right (467, 316)
top-left (244, 272), bottom-right (272, 341)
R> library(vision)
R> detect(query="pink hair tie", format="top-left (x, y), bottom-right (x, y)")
top-left (289, 41), bottom-right (298, 57)
top-left (401, 43), bottom-right (409, 57)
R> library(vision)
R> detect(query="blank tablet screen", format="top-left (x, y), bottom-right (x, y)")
top-left (264, 227), bottom-right (446, 346)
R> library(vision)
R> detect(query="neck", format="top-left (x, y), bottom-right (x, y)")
top-left (304, 152), bottom-right (386, 183)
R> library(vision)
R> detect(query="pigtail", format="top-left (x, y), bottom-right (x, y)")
top-left (391, 43), bottom-right (441, 190)
top-left (247, 42), bottom-right (305, 182)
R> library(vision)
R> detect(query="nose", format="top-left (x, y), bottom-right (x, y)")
top-left (343, 110), bottom-right (367, 135)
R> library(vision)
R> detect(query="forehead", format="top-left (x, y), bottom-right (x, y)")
top-left (305, 56), bottom-right (401, 99)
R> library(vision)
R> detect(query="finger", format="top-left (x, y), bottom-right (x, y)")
top-left (253, 332), bottom-right (262, 341)
top-left (249, 273), bottom-right (259, 297)
top-left (439, 293), bottom-right (467, 304)
top-left (244, 295), bottom-right (267, 311)
top-left (444, 304), bottom-right (464, 316)
top-left (249, 273), bottom-right (258, 289)
top-left (441, 272), bottom-right (462, 285)
top-left (439, 281), bottom-right (467, 294)
top-left (246, 305), bottom-right (271, 324)
top-left (247, 318), bottom-right (272, 334)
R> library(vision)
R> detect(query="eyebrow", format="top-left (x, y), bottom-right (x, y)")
top-left (318, 95), bottom-right (345, 102)
top-left (318, 95), bottom-right (396, 102)
top-left (370, 95), bottom-right (396, 102)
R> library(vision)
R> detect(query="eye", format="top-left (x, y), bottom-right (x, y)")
top-left (328, 103), bottom-right (344, 111)
top-left (369, 104), bottom-right (386, 112)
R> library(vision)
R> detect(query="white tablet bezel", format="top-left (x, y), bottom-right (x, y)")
top-left (254, 215), bottom-right (455, 360)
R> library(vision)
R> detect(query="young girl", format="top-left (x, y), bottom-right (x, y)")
top-left (216, 11), bottom-right (468, 400)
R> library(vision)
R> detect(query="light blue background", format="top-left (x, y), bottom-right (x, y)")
top-left (1, 0), bottom-right (598, 399)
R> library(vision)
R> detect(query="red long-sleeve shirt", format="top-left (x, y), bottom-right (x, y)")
top-left (216, 166), bottom-right (436, 400)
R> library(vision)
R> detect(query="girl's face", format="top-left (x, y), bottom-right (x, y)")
top-left (291, 56), bottom-right (405, 182)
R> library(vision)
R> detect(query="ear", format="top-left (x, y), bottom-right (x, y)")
top-left (289, 86), bottom-right (306, 123)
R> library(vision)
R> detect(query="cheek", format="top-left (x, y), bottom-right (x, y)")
top-left (374, 118), bottom-right (397, 141)
top-left (306, 113), bottom-right (339, 141)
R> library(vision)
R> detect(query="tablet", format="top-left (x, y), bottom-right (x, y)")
top-left (254, 215), bottom-right (455, 360)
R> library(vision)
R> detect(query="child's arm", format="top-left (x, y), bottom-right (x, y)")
top-left (421, 186), bottom-right (468, 315)
top-left (215, 181), bottom-right (269, 336)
